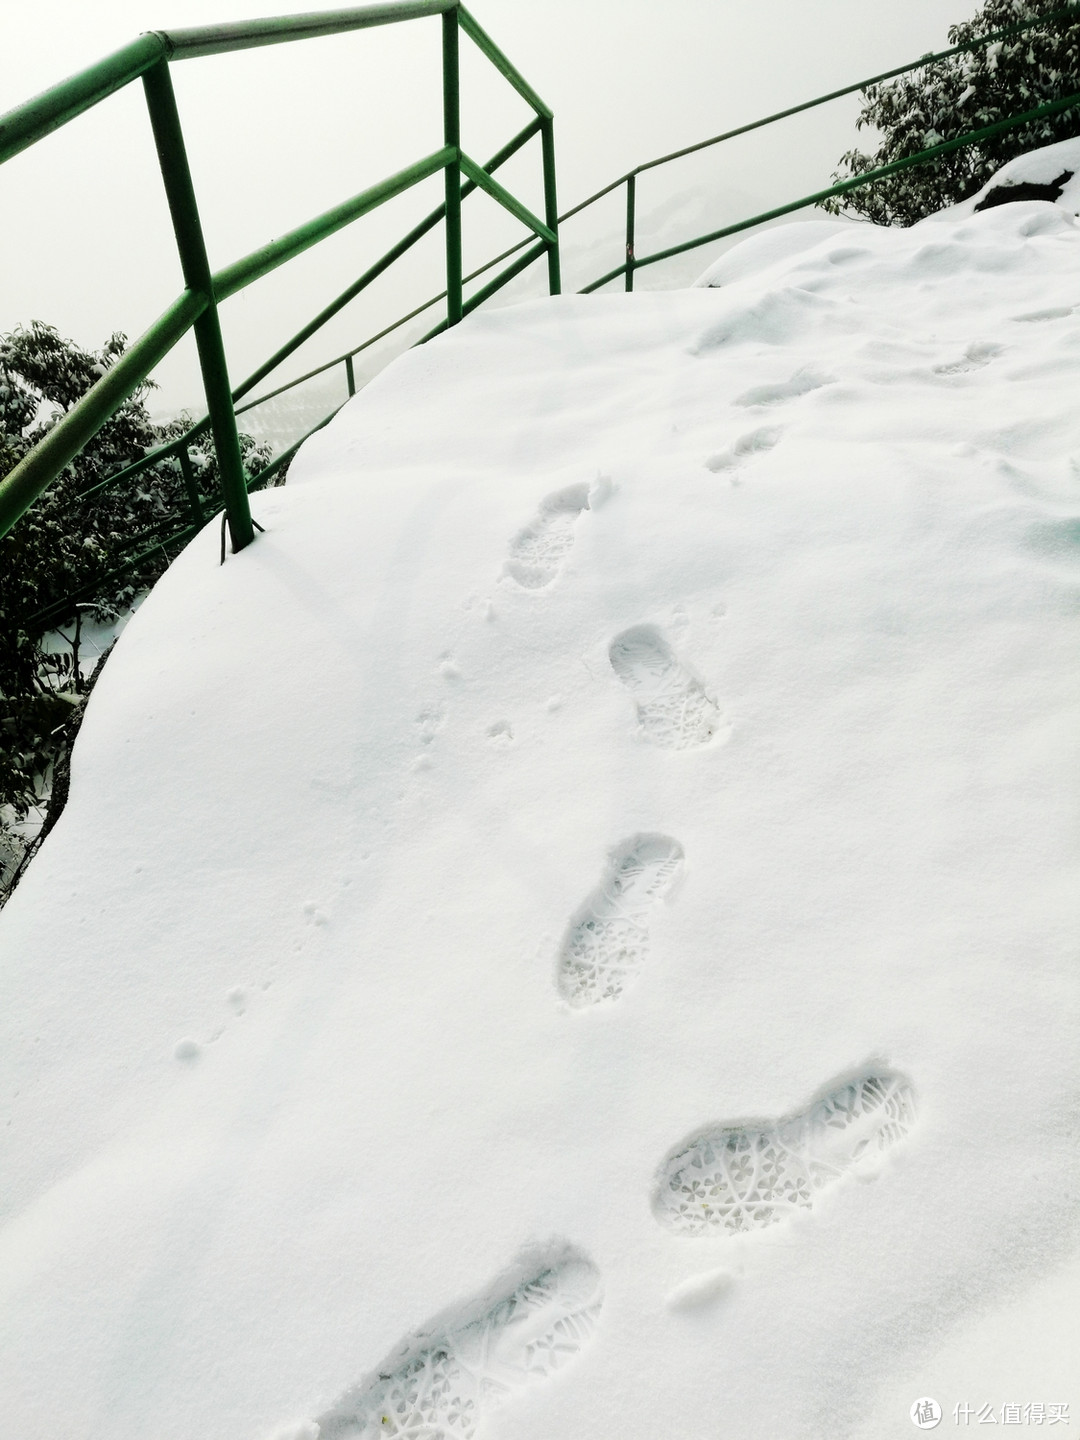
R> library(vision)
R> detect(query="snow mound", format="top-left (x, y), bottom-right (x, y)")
top-left (2, 156), bottom-right (1079, 1440)
top-left (938, 135), bottom-right (1080, 220)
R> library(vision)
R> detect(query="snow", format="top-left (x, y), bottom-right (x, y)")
top-left (2, 143), bottom-right (1080, 1439)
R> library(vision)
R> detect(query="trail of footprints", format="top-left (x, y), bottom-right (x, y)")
top-left (297, 478), bottom-right (915, 1440)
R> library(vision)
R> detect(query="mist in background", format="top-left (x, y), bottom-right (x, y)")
top-left (1, 0), bottom-right (967, 444)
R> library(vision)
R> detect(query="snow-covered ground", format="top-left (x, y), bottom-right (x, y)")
top-left (2, 143), bottom-right (1080, 1440)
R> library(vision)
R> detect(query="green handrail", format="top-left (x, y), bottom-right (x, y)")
top-left (582, 87), bottom-right (1080, 295)
top-left (0, 0), bottom-right (560, 553)
top-left (5, 0), bottom-right (1080, 613)
top-left (572, 0), bottom-right (1080, 293)
top-left (211, 147), bottom-right (458, 302)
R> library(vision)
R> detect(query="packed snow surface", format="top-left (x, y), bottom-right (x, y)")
top-left (3, 143), bottom-right (1080, 1440)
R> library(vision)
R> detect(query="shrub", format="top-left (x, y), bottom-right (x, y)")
top-left (0, 321), bottom-right (273, 899)
top-left (824, 0), bottom-right (1080, 225)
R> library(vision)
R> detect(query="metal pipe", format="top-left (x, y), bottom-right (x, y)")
top-left (442, 10), bottom-right (463, 327)
top-left (228, 118), bottom-right (541, 402)
top-left (154, 0), bottom-right (455, 60)
top-left (212, 146), bottom-right (454, 302)
top-left (0, 289), bottom-right (205, 540)
top-left (79, 426), bottom-right (208, 499)
top-left (27, 522), bottom-right (203, 631)
top-left (624, 174), bottom-right (636, 293)
top-left (0, 34), bottom-right (166, 166)
top-left (142, 60), bottom-right (254, 553)
top-left (540, 116), bottom-right (560, 294)
top-left (422, 237), bottom-right (546, 339)
top-left (560, 1), bottom-right (1080, 220)
top-left (458, 152), bottom-right (555, 242)
top-left (608, 86), bottom-right (1080, 285)
top-left (457, 6), bottom-right (551, 118)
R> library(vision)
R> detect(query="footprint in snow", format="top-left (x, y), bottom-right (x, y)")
top-left (735, 367), bottom-right (834, 408)
top-left (557, 834), bottom-right (684, 1009)
top-left (653, 1068), bottom-right (916, 1237)
top-left (705, 425), bottom-right (782, 473)
top-left (313, 1251), bottom-right (603, 1439)
top-left (504, 482), bottom-right (590, 589)
top-left (933, 341), bottom-right (1004, 375)
top-left (609, 625), bottom-right (722, 750)
top-left (1010, 305), bottom-right (1075, 323)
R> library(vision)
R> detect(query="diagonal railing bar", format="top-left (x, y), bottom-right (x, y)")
top-left (457, 5), bottom-right (552, 118)
top-left (422, 237), bottom-right (547, 339)
top-left (0, 290), bottom-right (206, 539)
top-left (458, 153), bottom-right (556, 242)
top-left (234, 224), bottom-right (541, 399)
top-left (0, 35), bottom-right (167, 165)
top-left (229, 116), bottom-right (543, 403)
top-left (80, 203), bottom-right (549, 507)
top-left (212, 146), bottom-right (455, 303)
top-left (27, 521), bottom-right (205, 632)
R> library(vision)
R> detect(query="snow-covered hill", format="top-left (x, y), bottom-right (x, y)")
top-left (2, 143), bottom-right (1079, 1440)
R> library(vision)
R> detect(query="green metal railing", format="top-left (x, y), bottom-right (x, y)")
top-left (4, 0), bottom-right (1080, 631)
top-left (567, 0), bottom-right (1080, 293)
top-left (0, 0), bottom-right (559, 567)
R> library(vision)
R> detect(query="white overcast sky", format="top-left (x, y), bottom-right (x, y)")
top-left (2, 0), bottom-right (971, 415)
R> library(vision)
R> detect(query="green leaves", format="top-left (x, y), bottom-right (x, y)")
top-left (0, 322), bottom-right (273, 889)
top-left (824, 0), bottom-right (1080, 225)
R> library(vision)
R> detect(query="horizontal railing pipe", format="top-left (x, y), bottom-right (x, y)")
top-left (212, 145), bottom-right (456, 301)
top-left (0, 34), bottom-right (166, 166)
top-left (155, 0), bottom-right (455, 59)
top-left (0, 289), bottom-right (207, 539)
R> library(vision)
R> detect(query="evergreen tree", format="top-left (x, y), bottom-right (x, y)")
top-left (824, 0), bottom-right (1080, 225)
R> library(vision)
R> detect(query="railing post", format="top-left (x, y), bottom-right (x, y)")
top-left (442, 8), bottom-right (463, 327)
top-left (141, 59), bottom-right (254, 553)
top-left (625, 173), bottom-right (636, 292)
top-left (345, 353), bottom-right (356, 396)
top-left (540, 116), bottom-right (560, 295)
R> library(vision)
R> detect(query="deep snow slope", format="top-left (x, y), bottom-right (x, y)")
top-left (2, 144), bottom-right (1080, 1440)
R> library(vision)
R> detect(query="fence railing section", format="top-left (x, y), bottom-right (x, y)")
top-left (4, 0), bottom-right (1080, 630)
top-left (0, 0), bottom-right (560, 573)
